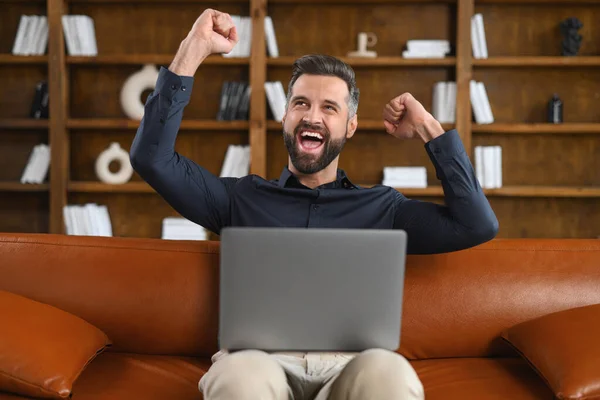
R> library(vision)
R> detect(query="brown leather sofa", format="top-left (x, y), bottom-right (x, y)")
top-left (1, 233), bottom-right (599, 399)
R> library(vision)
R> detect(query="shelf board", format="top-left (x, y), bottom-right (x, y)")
top-left (472, 123), bottom-right (600, 134)
top-left (268, 56), bottom-right (455, 67)
top-left (68, 182), bottom-right (155, 193)
top-left (0, 55), bottom-right (47, 65)
top-left (67, 54), bottom-right (249, 65)
top-left (67, 119), bottom-right (250, 130)
top-left (474, 56), bottom-right (600, 67)
top-left (0, 182), bottom-right (49, 192)
top-left (0, 119), bottom-right (49, 129)
top-left (356, 184), bottom-right (600, 198)
top-left (267, 120), bottom-right (454, 132)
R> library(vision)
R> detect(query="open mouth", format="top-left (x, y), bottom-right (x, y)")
top-left (297, 130), bottom-right (325, 153)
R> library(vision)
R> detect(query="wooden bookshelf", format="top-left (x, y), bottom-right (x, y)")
top-left (1, 0), bottom-right (599, 239)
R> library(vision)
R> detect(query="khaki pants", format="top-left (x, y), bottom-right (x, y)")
top-left (198, 349), bottom-right (424, 400)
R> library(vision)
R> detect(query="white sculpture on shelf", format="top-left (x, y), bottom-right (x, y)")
top-left (120, 64), bottom-right (159, 120)
top-left (347, 32), bottom-right (378, 58)
top-left (95, 142), bottom-right (133, 185)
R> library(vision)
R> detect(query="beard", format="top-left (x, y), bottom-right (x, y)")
top-left (283, 121), bottom-right (348, 175)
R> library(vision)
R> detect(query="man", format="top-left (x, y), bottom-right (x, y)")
top-left (130, 9), bottom-right (498, 400)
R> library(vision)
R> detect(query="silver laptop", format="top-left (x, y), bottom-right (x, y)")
top-left (218, 227), bottom-right (407, 352)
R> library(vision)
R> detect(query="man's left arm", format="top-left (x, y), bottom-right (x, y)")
top-left (383, 93), bottom-right (499, 254)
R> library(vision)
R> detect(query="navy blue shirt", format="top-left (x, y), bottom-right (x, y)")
top-left (130, 67), bottom-right (498, 254)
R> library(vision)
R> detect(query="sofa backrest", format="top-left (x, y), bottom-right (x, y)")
top-left (1, 233), bottom-right (599, 359)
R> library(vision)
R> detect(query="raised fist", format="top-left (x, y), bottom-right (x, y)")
top-left (189, 9), bottom-right (239, 56)
top-left (383, 93), bottom-right (443, 141)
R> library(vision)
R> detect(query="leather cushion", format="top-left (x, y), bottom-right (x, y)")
top-left (501, 303), bottom-right (600, 400)
top-left (71, 353), bottom-right (211, 399)
top-left (411, 357), bottom-right (554, 400)
top-left (0, 290), bottom-right (111, 399)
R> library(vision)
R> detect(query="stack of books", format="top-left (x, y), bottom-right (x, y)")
top-left (162, 217), bottom-right (208, 241)
top-left (382, 167), bottom-right (427, 188)
top-left (474, 146), bottom-right (502, 189)
top-left (470, 80), bottom-right (494, 124)
top-left (471, 13), bottom-right (488, 59)
top-left (217, 81), bottom-right (251, 121)
top-left (20, 144), bottom-right (50, 184)
top-left (220, 145), bottom-right (251, 178)
top-left (432, 81), bottom-right (456, 124)
top-left (63, 203), bottom-right (113, 236)
top-left (403, 40), bottom-right (450, 58)
top-left (62, 15), bottom-right (98, 56)
top-left (223, 15), bottom-right (279, 58)
top-left (12, 15), bottom-right (48, 55)
top-left (265, 81), bottom-right (287, 122)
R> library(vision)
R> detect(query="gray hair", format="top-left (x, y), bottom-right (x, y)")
top-left (285, 54), bottom-right (360, 118)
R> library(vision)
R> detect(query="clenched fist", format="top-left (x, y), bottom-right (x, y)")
top-left (170, 9), bottom-right (239, 76)
top-left (383, 93), bottom-right (445, 142)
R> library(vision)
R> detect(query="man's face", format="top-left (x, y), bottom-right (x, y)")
top-left (282, 74), bottom-right (357, 175)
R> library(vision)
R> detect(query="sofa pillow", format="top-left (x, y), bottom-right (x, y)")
top-left (501, 303), bottom-right (600, 400)
top-left (0, 290), bottom-right (111, 399)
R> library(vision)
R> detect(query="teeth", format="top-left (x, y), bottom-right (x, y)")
top-left (300, 131), bottom-right (323, 140)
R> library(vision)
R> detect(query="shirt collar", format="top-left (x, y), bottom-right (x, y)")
top-left (277, 167), bottom-right (357, 189)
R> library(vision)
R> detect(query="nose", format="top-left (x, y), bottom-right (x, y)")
top-left (302, 106), bottom-right (325, 127)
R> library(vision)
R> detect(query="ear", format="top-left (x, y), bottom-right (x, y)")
top-left (346, 114), bottom-right (358, 139)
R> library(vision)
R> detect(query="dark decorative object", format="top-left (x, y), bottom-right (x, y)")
top-left (560, 17), bottom-right (583, 56)
top-left (548, 94), bottom-right (563, 124)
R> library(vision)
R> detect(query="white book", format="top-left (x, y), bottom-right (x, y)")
top-left (264, 82), bottom-right (281, 122)
top-left (432, 82), bottom-right (446, 122)
top-left (264, 16), bottom-right (279, 58)
top-left (477, 82), bottom-right (494, 124)
top-left (97, 205), bottom-right (112, 236)
top-left (402, 50), bottom-right (446, 59)
top-left (67, 205), bottom-right (78, 235)
top-left (406, 40), bottom-right (450, 54)
top-left (244, 17), bottom-right (253, 57)
top-left (444, 82), bottom-right (455, 123)
top-left (34, 144), bottom-right (50, 183)
top-left (447, 82), bottom-right (457, 123)
top-left (483, 146), bottom-right (495, 189)
top-left (474, 13), bottom-right (488, 59)
top-left (71, 205), bottom-right (83, 235)
top-left (32, 15), bottom-right (47, 55)
top-left (63, 206), bottom-right (73, 235)
top-left (36, 16), bottom-right (48, 55)
top-left (274, 81), bottom-right (287, 121)
top-left (474, 146), bottom-right (484, 187)
top-left (75, 16), bottom-right (88, 55)
top-left (22, 16), bottom-right (38, 55)
top-left (70, 15), bottom-right (82, 55)
top-left (84, 204), bottom-right (97, 235)
top-left (471, 15), bottom-right (481, 59)
top-left (237, 17), bottom-right (247, 57)
top-left (495, 146), bottom-right (503, 188)
top-left (470, 80), bottom-right (486, 124)
top-left (236, 146), bottom-right (250, 177)
top-left (12, 15), bottom-right (28, 55)
top-left (85, 16), bottom-right (98, 56)
top-left (29, 144), bottom-right (44, 183)
top-left (220, 145), bottom-right (236, 177)
top-left (61, 16), bottom-right (75, 55)
top-left (20, 145), bottom-right (37, 183)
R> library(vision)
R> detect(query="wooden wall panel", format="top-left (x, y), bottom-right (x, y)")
top-left (268, 66), bottom-right (454, 120)
top-left (69, 65), bottom-right (248, 119)
top-left (489, 197), bottom-right (600, 239)
top-left (267, 2), bottom-right (456, 57)
top-left (473, 68), bottom-right (600, 123)
top-left (69, 130), bottom-right (248, 181)
top-left (474, 4), bottom-right (600, 56)
top-left (0, 66), bottom-right (47, 119)
top-left (0, 194), bottom-right (49, 234)
top-left (68, 2), bottom-right (250, 54)
top-left (473, 133), bottom-right (600, 186)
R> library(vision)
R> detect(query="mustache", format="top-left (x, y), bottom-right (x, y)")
top-left (293, 121), bottom-right (329, 138)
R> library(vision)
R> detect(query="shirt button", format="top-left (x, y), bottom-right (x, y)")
top-left (171, 84), bottom-right (178, 90)
top-left (313, 204), bottom-right (319, 210)
top-left (181, 86), bottom-right (186, 91)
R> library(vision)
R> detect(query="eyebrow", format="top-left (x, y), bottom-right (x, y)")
top-left (291, 96), bottom-right (342, 110)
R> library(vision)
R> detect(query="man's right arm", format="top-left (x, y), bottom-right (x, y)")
top-left (130, 9), bottom-right (240, 234)
top-left (129, 67), bottom-right (234, 234)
